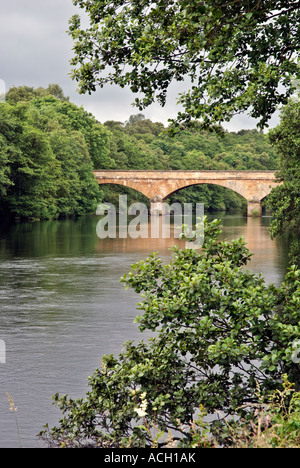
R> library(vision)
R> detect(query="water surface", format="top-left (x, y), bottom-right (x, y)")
top-left (0, 214), bottom-right (290, 447)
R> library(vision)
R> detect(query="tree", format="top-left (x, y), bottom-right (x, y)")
top-left (68, 0), bottom-right (300, 130)
top-left (39, 219), bottom-right (300, 448)
top-left (267, 98), bottom-right (300, 265)
top-left (0, 135), bottom-right (13, 195)
top-left (0, 105), bottom-right (17, 196)
top-left (27, 95), bottom-right (115, 169)
top-left (6, 84), bottom-right (69, 104)
top-left (0, 90), bottom-right (108, 220)
top-left (126, 113), bottom-right (146, 126)
top-left (48, 128), bottom-right (99, 216)
top-left (0, 102), bottom-right (62, 219)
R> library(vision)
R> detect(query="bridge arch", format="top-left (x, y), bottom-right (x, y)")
top-left (164, 182), bottom-right (247, 213)
top-left (162, 181), bottom-right (248, 202)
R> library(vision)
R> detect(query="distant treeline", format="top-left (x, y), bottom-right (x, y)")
top-left (0, 85), bottom-right (279, 220)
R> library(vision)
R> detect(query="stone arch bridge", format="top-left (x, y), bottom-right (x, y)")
top-left (93, 170), bottom-right (279, 216)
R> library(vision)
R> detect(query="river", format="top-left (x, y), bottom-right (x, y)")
top-left (0, 213), bottom-right (290, 447)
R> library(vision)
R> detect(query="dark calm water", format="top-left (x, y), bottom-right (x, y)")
top-left (0, 213), bottom-right (290, 447)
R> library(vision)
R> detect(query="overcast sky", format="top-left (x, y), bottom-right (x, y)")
top-left (0, 0), bottom-right (280, 130)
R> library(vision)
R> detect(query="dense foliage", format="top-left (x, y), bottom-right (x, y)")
top-left (39, 219), bottom-right (300, 448)
top-left (229, 376), bottom-right (300, 448)
top-left (0, 85), bottom-right (112, 220)
top-left (0, 86), bottom-right (278, 219)
top-left (68, 0), bottom-right (300, 130)
top-left (266, 98), bottom-right (300, 265)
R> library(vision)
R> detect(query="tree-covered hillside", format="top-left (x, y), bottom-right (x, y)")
top-left (0, 86), bottom-right (278, 219)
top-left (0, 85), bottom-right (111, 220)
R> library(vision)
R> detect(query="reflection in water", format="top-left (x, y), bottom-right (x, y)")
top-left (95, 214), bottom-right (290, 284)
top-left (0, 214), bottom-right (290, 447)
top-left (214, 214), bottom-right (290, 283)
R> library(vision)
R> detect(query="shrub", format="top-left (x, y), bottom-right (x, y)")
top-left (39, 218), bottom-right (300, 448)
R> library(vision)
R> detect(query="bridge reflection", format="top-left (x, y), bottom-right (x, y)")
top-left (95, 214), bottom-right (285, 283)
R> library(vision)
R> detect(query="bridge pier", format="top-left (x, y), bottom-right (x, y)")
top-left (247, 200), bottom-right (262, 217)
top-left (150, 195), bottom-right (164, 215)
